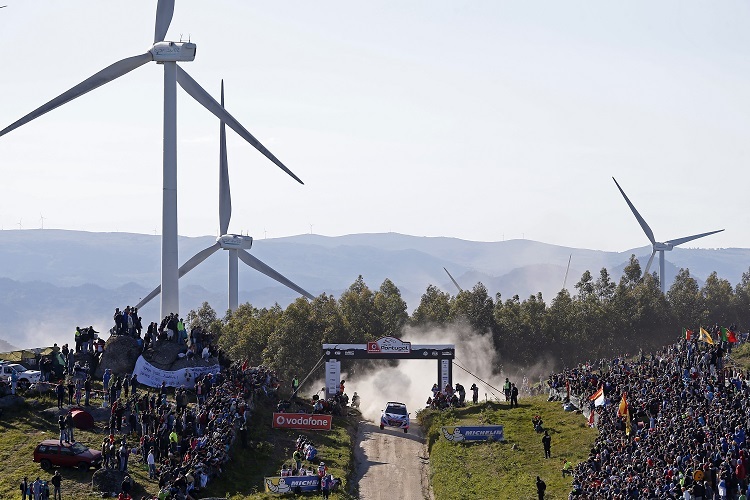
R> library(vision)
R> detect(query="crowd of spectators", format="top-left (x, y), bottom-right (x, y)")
top-left (551, 328), bottom-right (750, 499)
top-left (95, 361), bottom-right (286, 500)
top-left (110, 308), bottom-right (220, 362)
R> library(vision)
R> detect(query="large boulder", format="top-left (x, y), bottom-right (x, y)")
top-left (0, 394), bottom-right (25, 408)
top-left (94, 336), bottom-right (141, 379)
top-left (91, 468), bottom-right (135, 496)
top-left (141, 340), bottom-right (184, 369)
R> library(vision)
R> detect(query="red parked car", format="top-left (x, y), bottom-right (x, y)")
top-left (33, 439), bottom-right (103, 470)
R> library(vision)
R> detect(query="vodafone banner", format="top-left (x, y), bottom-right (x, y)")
top-left (272, 413), bottom-right (332, 431)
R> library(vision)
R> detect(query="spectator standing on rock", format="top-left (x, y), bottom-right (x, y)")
top-left (65, 411), bottom-right (75, 443)
top-left (58, 415), bottom-right (67, 444)
top-left (536, 476), bottom-right (546, 500)
top-left (503, 378), bottom-right (511, 401)
top-left (50, 470), bottom-right (61, 500)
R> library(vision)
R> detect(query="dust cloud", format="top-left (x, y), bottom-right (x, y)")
top-left (344, 323), bottom-right (505, 423)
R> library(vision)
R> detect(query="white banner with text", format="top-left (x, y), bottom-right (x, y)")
top-left (132, 356), bottom-right (220, 389)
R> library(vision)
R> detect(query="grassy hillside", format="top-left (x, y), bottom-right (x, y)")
top-left (419, 396), bottom-right (597, 500)
top-left (0, 390), bottom-right (357, 499)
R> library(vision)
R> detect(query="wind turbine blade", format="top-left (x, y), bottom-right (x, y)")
top-left (219, 80), bottom-right (231, 236)
top-left (179, 242), bottom-right (221, 277)
top-left (238, 249), bottom-right (314, 299)
top-left (135, 243), bottom-right (220, 309)
top-left (176, 66), bottom-right (304, 185)
top-left (136, 285), bottom-right (162, 310)
top-left (612, 177), bottom-right (656, 245)
top-left (0, 52), bottom-right (152, 137)
top-left (443, 267), bottom-right (463, 292)
top-left (644, 249), bottom-right (657, 275)
top-left (154, 0), bottom-right (175, 43)
top-left (665, 229), bottom-right (724, 248)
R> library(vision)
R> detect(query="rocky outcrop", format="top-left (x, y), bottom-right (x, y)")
top-left (94, 336), bottom-right (141, 379)
top-left (93, 335), bottom-right (218, 380)
top-left (91, 468), bottom-right (135, 496)
top-left (0, 394), bottom-right (25, 408)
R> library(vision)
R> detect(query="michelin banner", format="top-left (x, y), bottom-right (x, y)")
top-left (132, 356), bottom-right (220, 389)
top-left (441, 425), bottom-right (505, 442)
top-left (265, 476), bottom-right (320, 494)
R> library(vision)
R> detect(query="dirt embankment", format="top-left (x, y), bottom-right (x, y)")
top-left (353, 420), bottom-right (432, 500)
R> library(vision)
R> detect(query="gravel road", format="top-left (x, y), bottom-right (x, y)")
top-left (353, 420), bottom-right (432, 500)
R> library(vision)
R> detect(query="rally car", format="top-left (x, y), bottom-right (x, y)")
top-left (380, 402), bottom-right (409, 433)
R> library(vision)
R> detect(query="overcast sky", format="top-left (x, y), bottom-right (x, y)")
top-left (1, 1), bottom-right (747, 251)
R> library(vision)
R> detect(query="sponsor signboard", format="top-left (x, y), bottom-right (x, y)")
top-left (325, 360), bottom-right (340, 398)
top-left (272, 413), bottom-right (333, 431)
top-left (366, 336), bottom-right (412, 354)
top-left (265, 476), bottom-right (320, 494)
top-left (441, 425), bottom-right (505, 442)
top-left (440, 359), bottom-right (450, 392)
top-left (132, 355), bottom-right (220, 389)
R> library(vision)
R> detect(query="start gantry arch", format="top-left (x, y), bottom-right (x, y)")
top-left (322, 336), bottom-right (455, 398)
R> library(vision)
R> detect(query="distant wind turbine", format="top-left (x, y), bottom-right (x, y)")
top-left (562, 254), bottom-right (572, 290)
top-left (612, 177), bottom-right (724, 293)
top-left (0, 1), bottom-right (303, 318)
top-left (136, 81), bottom-right (313, 312)
top-left (443, 267), bottom-right (463, 293)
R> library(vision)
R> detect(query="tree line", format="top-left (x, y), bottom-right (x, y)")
top-left (185, 255), bottom-right (750, 387)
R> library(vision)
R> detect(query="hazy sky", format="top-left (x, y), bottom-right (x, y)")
top-left (1, 1), bottom-right (748, 251)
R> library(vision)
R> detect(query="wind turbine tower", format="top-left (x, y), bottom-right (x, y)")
top-left (612, 177), bottom-right (724, 293)
top-left (135, 81), bottom-right (313, 312)
top-left (0, 1), bottom-right (304, 318)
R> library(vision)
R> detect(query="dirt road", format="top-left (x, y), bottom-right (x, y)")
top-left (354, 421), bottom-right (432, 500)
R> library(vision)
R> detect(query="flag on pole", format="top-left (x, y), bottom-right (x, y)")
top-left (682, 328), bottom-right (693, 340)
top-left (728, 330), bottom-right (737, 343)
top-left (618, 392), bottom-right (628, 417)
top-left (699, 327), bottom-right (715, 345)
top-left (721, 327), bottom-right (737, 343)
top-left (589, 386), bottom-right (605, 407)
top-left (618, 392), bottom-right (630, 435)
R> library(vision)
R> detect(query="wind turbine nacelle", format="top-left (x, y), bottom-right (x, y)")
top-left (217, 234), bottom-right (253, 250)
top-left (151, 42), bottom-right (197, 62)
top-left (653, 242), bottom-right (672, 251)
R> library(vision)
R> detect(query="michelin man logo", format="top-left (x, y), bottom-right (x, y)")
top-left (441, 427), bottom-right (465, 442)
top-left (265, 477), bottom-right (291, 493)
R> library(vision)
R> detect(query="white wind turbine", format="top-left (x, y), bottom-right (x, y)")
top-left (135, 81), bottom-right (313, 312)
top-left (612, 177), bottom-right (723, 293)
top-left (443, 267), bottom-right (463, 293)
top-left (0, 1), bottom-right (303, 318)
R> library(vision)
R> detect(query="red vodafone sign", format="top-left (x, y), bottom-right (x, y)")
top-left (366, 336), bottom-right (412, 354)
top-left (272, 413), bottom-right (332, 431)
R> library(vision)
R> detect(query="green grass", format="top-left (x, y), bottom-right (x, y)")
top-left (731, 342), bottom-right (750, 371)
top-left (203, 402), bottom-right (358, 499)
top-left (0, 389), bottom-right (358, 499)
top-left (419, 396), bottom-right (597, 500)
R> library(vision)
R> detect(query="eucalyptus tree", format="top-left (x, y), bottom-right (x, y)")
top-left (411, 285), bottom-right (452, 327)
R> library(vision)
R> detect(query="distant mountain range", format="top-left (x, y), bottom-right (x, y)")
top-left (1, 229), bottom-right (748, 349)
